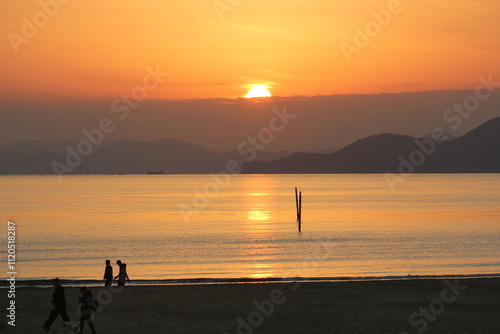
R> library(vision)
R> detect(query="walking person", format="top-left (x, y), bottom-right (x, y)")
top-left (43, 278), bottom-right (70, 331)
top-left (114, 260), bottom-right (130, 286)
top-left (79, 287), bottom-right (97, 334)
top-left (103, 259), bottom-right (113, 286)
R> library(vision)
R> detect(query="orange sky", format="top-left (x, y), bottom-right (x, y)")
top-left (1, 0), bottom-right (499, 100)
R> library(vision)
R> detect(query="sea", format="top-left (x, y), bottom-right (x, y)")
top-left (1, 174), bottom-right (499, 286)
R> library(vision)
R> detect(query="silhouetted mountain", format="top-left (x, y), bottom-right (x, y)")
top-left (0, 138), bottom-right (293, 175)
top-left (242, 117), bottom-right (500, 174)
top-left (2, 118), bottom-right (498, 175)
top-left (73, 139), bottom-right (218, 174)
top-left (220, 149), bottom-right (294, 163)
top-left (425, 117), bottom-right (500, 173)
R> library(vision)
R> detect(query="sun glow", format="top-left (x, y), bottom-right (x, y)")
top-left (245, 86), bottom-right (272, 98)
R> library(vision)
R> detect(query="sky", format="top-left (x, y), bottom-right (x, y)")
top-left (1, 0), bottom-right (499, 150)
top-left (2, 0), bottom-right (500, 100)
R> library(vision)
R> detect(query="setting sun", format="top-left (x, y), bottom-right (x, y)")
top-left (245, 86), bottom-right (272, 98)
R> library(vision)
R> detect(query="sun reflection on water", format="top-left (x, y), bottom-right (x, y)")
top-left (247, 210), bottom-right (271, 221)
top-left (249, 263), bottom-right (274, 279)
top-left (241, 176), bottom-right (280, 278)
top-left (247, 192), bottom-right (269, 196)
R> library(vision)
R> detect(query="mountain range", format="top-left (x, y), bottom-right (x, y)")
top-left (1, 117), bottom-right (499, 175)
top-left (242, 117), bottom-right (500, 174)
top-left (0, 138), bottom-right (293, 175)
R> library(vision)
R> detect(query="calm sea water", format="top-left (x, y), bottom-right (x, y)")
top-left (1, 174), bottom-right (499, 281)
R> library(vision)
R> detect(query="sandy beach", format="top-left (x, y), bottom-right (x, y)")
top-left (6, 278), bottom-right (499, 333)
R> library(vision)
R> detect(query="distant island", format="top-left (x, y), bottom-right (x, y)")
top-left (0, 118), bottom-right (499, 175)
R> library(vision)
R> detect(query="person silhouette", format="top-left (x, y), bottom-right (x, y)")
top-left (114, 260), bottom-right (130, 286)
top-left (42, 278), bottom-right (70, 331)
top-left (79, 287), bottom-right (97, 334)
top-left (103, 259), bottom-right (113, 287)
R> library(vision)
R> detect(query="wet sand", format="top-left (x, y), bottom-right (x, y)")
top-left (8, 278), bottom-right (500, 333)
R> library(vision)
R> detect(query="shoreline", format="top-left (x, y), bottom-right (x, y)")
top-left (10, 278), bottom-right (500, 333)
top-left (3, 273), bottom-right (500, 288)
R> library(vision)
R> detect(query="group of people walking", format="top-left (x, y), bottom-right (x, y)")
top-left (42, 259), bottom-right (130, 333)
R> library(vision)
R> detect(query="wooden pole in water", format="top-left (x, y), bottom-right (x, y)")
top-left (295, 187), bottom-right (299, 223)
top-left (298, 191), bottom-right (302, 232)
